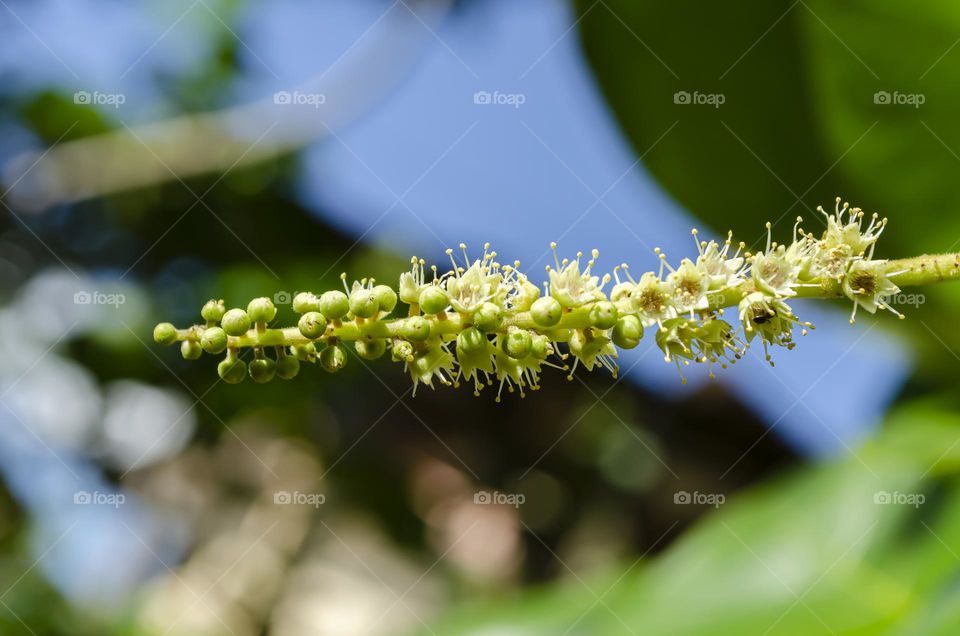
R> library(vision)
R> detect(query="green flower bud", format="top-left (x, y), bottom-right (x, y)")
top-left (221, 309), bottom-right (251, 336)
top-left (180, 340), bottom-right (202, 360)
top-left (292, 292), bottom-right (321, 314)
top-left (275, 353), bottom-right (300, 380)
top-left (153, 322), bottom-right (178, 346)
top-left (320, 343), bottom-right (348, 373)
top-left (258, 329), bottom-right (286, 347)
top-left (530, 297), bottom-right (562, 327)
top-left (200, 326), bottom-right (228, 354)
top-left (349, 288), bottom-right (380, 318)
top-left (589, 301), bottom-right (618, 330)
top-left (418, 286), bottom-right (449, 315)
top-left (473, 302), bottom-right (502, 333)
top-left (400, 316), bottom-right (431, 341)
top-left (372, 285), bottom-right (398, 314)
top-left (530, 334), bottom-right (551, 359)
top-left (247, 358), bottom-right (277, 384)
top-left (298, 311), bottom-right (326, 339)
top-left (319, 291), bottom-right (350, 320)
top-left (512, 280), bottom-right (541, 312)
top-left (294, 342), bottom-right (317, 362)
top-left (355, 338), bottom-right (387, 360)
top-left (218, 356), bottom-right (247, 384)
top-left (612, 315), bottom-right (644, 349)
top-left (392, 339), bottom-right (414, 362)
top-left (456, 327), bottom-right (488, 356)
top-left (501, 327), bottom-right (533, 359)
top-left (201, 299), bottom-right (226, 323)
top-left (247, 297), bottom-right (277, 323)
top-left (248, 357), bottom-right (276, 383)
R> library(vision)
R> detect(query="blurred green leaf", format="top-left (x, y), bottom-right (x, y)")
top-left (424, 402), bottom-right (960, 634)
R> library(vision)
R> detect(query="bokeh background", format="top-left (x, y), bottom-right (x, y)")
top-left (2, 1), bottom-right (960, 634)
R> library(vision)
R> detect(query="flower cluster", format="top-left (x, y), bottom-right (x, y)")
top-left (153, 198), bottom-right (908, 395)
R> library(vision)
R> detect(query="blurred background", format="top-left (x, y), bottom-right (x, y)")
top-left (2, 0), bottom-right (960, 634)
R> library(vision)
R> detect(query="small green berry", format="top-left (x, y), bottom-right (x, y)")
top-left (275, 354), bottom-right (300, 379)
top-left (400, 316), bottom-right (431, 341)
top-left (247, 297), bottom-right (277, 324)
top-left (457, 327), bottom-right (488, 355)
top-left (589, 301), bottom-right (618, 330)
top-left (222, 309), bottom-right (251, 336)
top-left (355, 338), bottom-right (387, 360)
top-left (153, 322), bottom-right (178, 346)
top-left (372, 285), bottom-right (398, 314)
top-left (320, 344), bottom-right (348, 373)
top-left (201, 299), bottom-right (226, 323)
top-left (200, 327), bottom-right (228, 354)
top-left (248, 357), bottom-right (276, 383)
top-left (319, 291), bottom-right (350, 320)
top-left (418, 286), bottom-right (449, 315)
top-left (180, 340), bottom-right (202, 360)
top-left (218, 356), bottom-right (247, 384)
top-left (292, 292), bottom-right (321, 314)
top-left (392, 340), bottom-right (414, 362)
top-left (298, 312), bottom-right (326, 339)
top-left (530, 297), bottom-right (562, 327)
top-left (473, 302), bottom-right (502, 332)
top-left (349, 288), bottom-right (380, 318)
top-left (501, 328), bottom-right (533, 359)
top-left (612, 315), bottom-right (644, 349)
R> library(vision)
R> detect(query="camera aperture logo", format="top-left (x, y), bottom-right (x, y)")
top-left (74, 490), bottom-right (125, 508)
top-left (874, 490), bottom-right (925, 508)
top-left (273, 91), bottom-right (326, 108)
top-left (274, 490), bottom-right (326, 508)
top-left (673, 90), bottom-right (725, 109)
top-left (474, 490), bottom-right (525, 508)
top-left (74, 90), bottom-right (126, 109)
top-left (74, 290), bottom-right (125, 307)
top-left (674, 490), bottom-right (725, 508)
top-left (874, 91), bottom-right (925, 108)
top-left (473, 90), bottom-right (526, 109)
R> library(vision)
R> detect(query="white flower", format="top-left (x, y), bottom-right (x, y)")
top-left (547, 245), bottom-right (604, 308)
top-left (842, 260), bottom-right (903, 323)
top-left (630, 272), bottom-right (675, 326)
top-left (818, 197), bottom-right (887, 259)
top-left (693, 231), bottom-right (746, 288)
top-left (444, 247), bottom-right (502, 313)
top-left (667, 258), bottom-right (709, 313)
top-left (751, 246), bottom-right (800, 298)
